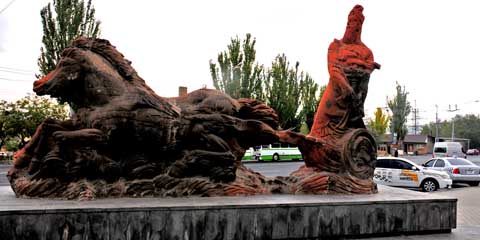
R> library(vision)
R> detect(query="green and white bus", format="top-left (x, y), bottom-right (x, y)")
top-left (243, 143), bottom-right (303, 161)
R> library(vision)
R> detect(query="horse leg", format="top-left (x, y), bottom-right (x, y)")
top-left (28, 128), bottom-right (112, 180)
top-left (14, 119), bottom-right (72, 168)
top-left (168, 147), bottom-right (236, 183)
top-left (52, 128), bottom-right (107, 147)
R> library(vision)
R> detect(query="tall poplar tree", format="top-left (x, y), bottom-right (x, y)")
top-left (38, 0), bottom-right (101, 76)
top-left (211, 34), bottom-right (319, 131)
top-left (265, 54), bottom-right (304, 130)
top-left (388, 83), bottom-right (411, 150)
top-left (209, 33), bottom-right (265, 100)
top-left (300, 83), bottom-right (325, 131)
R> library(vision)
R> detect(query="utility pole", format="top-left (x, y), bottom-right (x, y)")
top-left (435, 105), bottom-right (439, 142)
top-left (447, 104), bottom-right (460, 141)
top-left (410, 100), bottom-right (419, 135)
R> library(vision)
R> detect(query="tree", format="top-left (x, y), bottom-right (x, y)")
top-left (387, 83), bottom-right (411, 149)
top-left (38, 0), bottom-right (101, 76)
top-left (0, 95), bottom-right (69, 149)
top-left (209, 33), bottom-right (265, 100)
top-left (421, 114), bottom-right (480, 149)
top-left (300, 83), bottom-right (325, 131)
top-left (265, 54), bottom-right (304, 130)
top-left (367, 107), bottom-right (390, 141)
top-left (0, 100), bottom-right (7, 148)
top-left (211, 34), bottom-right (317, 131)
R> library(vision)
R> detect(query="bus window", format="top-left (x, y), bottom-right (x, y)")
top-left (272, 143), bottom-right (281, 148)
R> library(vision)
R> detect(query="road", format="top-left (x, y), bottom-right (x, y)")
top-left (244, 155), bottom-right (480, 177)
top-left (0, 164), bottom-right (8, 186)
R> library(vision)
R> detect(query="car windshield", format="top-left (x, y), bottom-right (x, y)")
top-left (434, 147), bottom-right (447, 153)
top-left (446, 158), bottom-right (472, 165)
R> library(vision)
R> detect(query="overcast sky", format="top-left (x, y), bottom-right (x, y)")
top-left (1, 0), bottom-right (479, 127)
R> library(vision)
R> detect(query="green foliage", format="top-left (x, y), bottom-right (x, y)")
top-left (367, 107), bottom-right (390, 142)
top-left (265, 55), bottom-right (304, 130)
top-left (38, 0), bottom-right (101, 76)
top-left (211, 34), bottom-right (320, 131)
top-left (0, 95), bottom-right (69, 150)
top-left (387, 83), bottom-right (411, 147)
top-left (421, 114), bottom-right (480, 149)
top-left (3, 138), bottom-right (20, 152)
top-left (301, 83), bottom-right (325, 131)
top-left (209, 33), bottom-right (265, 99)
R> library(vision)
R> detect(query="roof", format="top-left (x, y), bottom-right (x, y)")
top-left (404, 135), bottom-right (429, 143)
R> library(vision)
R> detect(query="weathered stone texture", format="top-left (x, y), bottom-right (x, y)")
top-left (0, 186), bottom-right (456, 239)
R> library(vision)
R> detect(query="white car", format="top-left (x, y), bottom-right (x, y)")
top-left (374, 157), bottom-right (452, 192)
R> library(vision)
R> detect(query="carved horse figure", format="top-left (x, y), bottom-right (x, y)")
top-left (10, 38), bottom-right (279, 193)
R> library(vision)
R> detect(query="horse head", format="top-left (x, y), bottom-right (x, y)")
top-left (33, 38), bottom-right (142, 108)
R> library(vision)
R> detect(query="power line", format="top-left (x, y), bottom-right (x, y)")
top-left (447, 104), bottom-right (460, 141)
top-left (0, 66), bottom-right (34, 73)
top-left (0, 69), bottom-right (33, 75)
top-left (0, 0), bottom-right (17, 15)
top-left (0, 77), bottom-right (32, 82)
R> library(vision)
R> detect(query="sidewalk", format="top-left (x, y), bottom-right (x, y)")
top-left (362, 186), bottom-right (480, 240)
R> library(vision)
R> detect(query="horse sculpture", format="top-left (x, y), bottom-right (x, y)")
top-left (8, 38), bottom-right (283, 199)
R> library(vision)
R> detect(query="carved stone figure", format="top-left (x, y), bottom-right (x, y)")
top-left (8, 38), bottom-right (283, 199)
top-left (7, 5), bottom-right (379, 199)
top-left (278, 5), bottom-right (380, 191)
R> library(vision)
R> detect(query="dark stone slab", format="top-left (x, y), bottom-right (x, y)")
top-left (0, 185), bottom-right (456, 239)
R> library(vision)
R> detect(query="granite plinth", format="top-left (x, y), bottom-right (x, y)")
top-left (0, 185), bottom-right (456, 239)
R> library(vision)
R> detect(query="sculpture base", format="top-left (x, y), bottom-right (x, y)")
top-left (0, 185), bottom-right (456, 239)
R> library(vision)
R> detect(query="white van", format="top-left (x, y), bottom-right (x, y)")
top-left (433, 142), bottom-right (466, 158)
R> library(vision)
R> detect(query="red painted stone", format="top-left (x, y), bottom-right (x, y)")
top-left (278, 5), bottom-right (380, 192)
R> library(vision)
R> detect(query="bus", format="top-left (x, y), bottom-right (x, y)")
top-left (243, 143), bottom-right (302, 161)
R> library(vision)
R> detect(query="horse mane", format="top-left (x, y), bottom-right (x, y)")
top-left (69, 37), bottom-right (180, 117)
top-left (70, 37), bottom-right (151, 90)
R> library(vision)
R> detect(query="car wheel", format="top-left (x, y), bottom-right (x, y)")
top-left (421, 179), bottom-right (438, 192)
top-left (468, 181), bottom-right (479, 186)
top-left (272, 153), bottom-right (280, 161)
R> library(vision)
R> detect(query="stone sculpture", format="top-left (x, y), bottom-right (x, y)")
top-left (278, 5), bottom-right (380, 192)
top-left (8, 5), bottom-right (379, 199)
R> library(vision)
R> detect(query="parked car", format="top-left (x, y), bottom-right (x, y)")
top-left (433, 142), bottom-right (466, 158)
top-left (374, 157), bottom-right (452, 192)
top-left (466, 149), bottom-right (479, 155)
top-left (423, 157), bottom-right (480, 186)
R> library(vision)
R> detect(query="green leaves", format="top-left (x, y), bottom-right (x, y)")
top-left (210, 33), bottom-right (264, 100)
top-left (0, 95), bottom-right (69, 150)
top-left (210, 34), bottom-right (322, 131)
top-left (265, 55), bottom-right (302, 130)
top-left (367, 107), bottom-right (390, 142)
top-left (421, 115), bottom-right (480, 149)
top-left (387, 83), bottom-right (411, 145)
top-left (38, 0), bottom-right (101, 77)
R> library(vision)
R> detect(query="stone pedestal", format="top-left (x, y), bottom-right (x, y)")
top-left (0, 185), bottom-right (456, 239)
